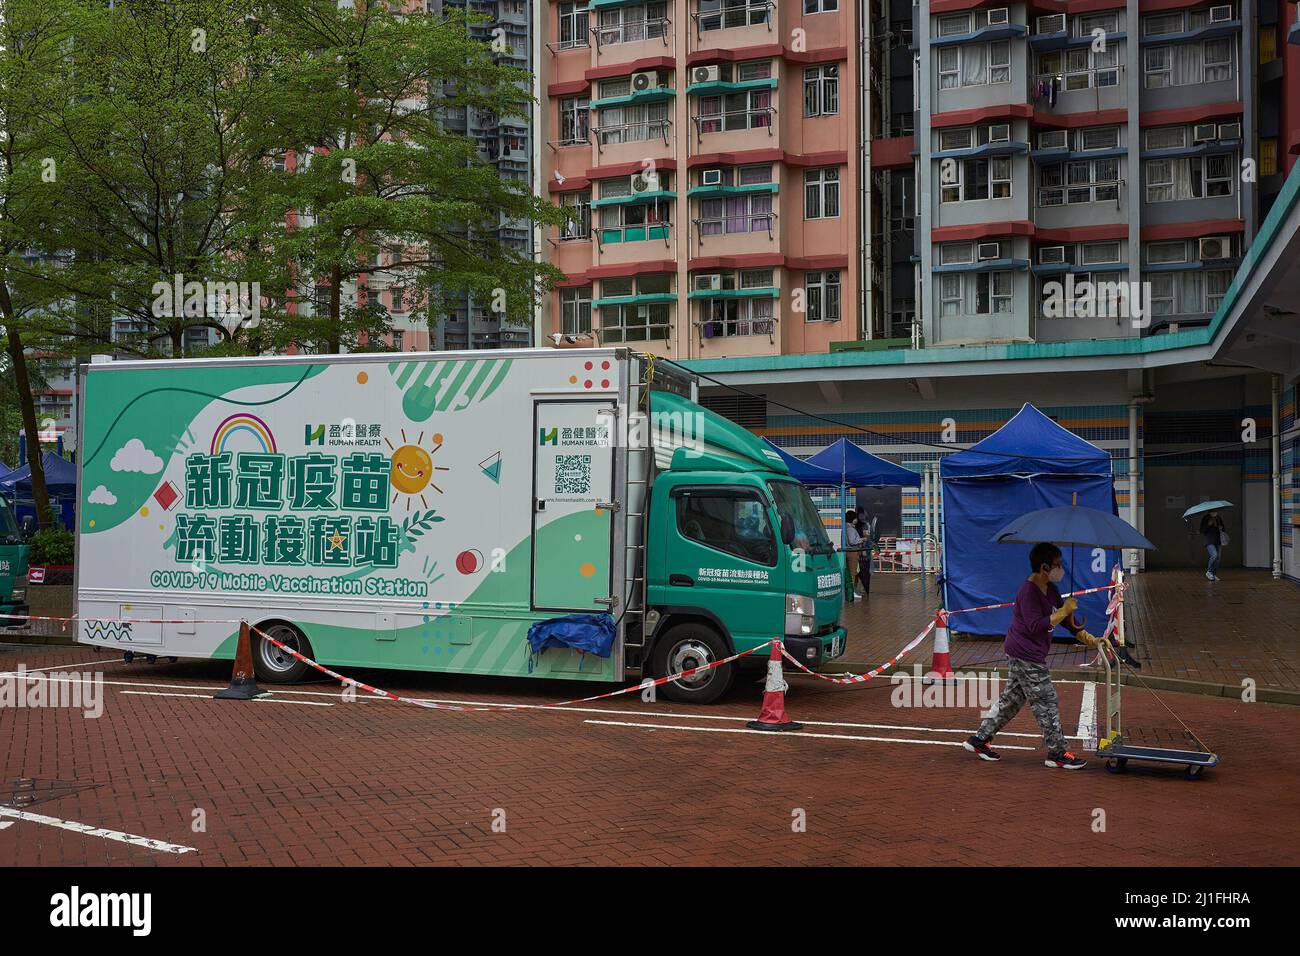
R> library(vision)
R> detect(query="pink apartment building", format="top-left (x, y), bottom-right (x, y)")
top-left (537, 0), bottom-right (861, 359)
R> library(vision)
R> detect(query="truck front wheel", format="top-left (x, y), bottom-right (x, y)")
top-left (653, 624), bottom-right (734, 705)
top-left (252, 622), bottom-right (314, 684)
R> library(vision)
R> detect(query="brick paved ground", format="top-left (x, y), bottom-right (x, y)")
top-left (840, 569), bottom-right (1300, 695)
top-left (1, 639), bottom-right (1296, 866)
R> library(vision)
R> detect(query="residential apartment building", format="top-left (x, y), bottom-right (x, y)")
top-left (535, 0), bottom-right (862, 359)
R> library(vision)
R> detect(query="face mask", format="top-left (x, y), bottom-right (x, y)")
top-left (1048, 566), bottom-right (1065, 583)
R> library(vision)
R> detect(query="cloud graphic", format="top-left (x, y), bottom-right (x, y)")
top-left (88, 485), bottom-right (118, 506)
top-left (110, 438), bottom-right (164, 474)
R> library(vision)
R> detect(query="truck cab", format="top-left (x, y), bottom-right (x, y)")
top-left (0, 497), bottom-right (30, 628)
top-left (639, 392), bottom-right (846, 703)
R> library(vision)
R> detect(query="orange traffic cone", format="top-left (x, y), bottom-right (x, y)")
top-left (747, 640), bottom-right (802, 732)
top-left (214, 621), bottom-right (265, 700)
top-left (925, 609), bottom-right (955, 684)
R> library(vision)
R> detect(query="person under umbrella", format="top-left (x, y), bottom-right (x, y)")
top-left (1199, 509), bottom-right (1226, 582)
top-left (963, 543), bottom-right (1102, 769)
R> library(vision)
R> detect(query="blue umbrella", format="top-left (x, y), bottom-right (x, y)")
top-left (992, 505), bottom-right (1155, 552)
top-left (1182, 499), bottom-right (1232, 520)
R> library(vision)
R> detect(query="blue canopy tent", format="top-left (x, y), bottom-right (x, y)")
top-left (0, 452), bottom-right (79, 528)
top-left (760, 438), bottom-right (842, 485)
top-left (805, 438), bottom-right (921, 550)
top-left (939, 404), bottom-right (1118, 637)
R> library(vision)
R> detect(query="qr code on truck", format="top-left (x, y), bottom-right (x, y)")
top-left (555, 454), bottom-right (592, 495)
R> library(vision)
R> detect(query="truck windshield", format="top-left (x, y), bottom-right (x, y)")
top-left (767, 480), bottom-right (833, 554)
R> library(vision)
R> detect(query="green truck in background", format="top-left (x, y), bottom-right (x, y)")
top-left (0, 496), bottom-right (30, 627)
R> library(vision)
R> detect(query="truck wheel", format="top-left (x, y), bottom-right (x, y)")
top-left (653, 624), bottom-right (733, 705)
top-left (252, 622), bottom-right (314, 684)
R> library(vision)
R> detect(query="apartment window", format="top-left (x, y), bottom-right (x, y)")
top-left (699, 0), bottom-right (772, 30)
top-left (703, 274), bottom-right (775, 338)
top-left (1144, 126), bottom-right (1186, 150)
top-left (596, 4), bottom-right (669, 45)
top-left (937, 13), bottom-right (970, 36)
top-left (1039, 157), bottom-right (1119, 206)
top-left (391, 330), bottom-right (405, 350)
top-left (1144, 39), bottom-right (1235, 88)
top-left (1080, 241), bottom-right (1121, 265)
top-left (390, 287), bottom-right (407, 314)
top-left (1142, 12), bottom-right (1183, 36)
top-left (560, 287), bottom-right (592, 334)
top-left (803, 65), bottom-right (840, 116)
top-left (699, 191), bottom-right (774, 234)
top-left (804, 0), bottom-right (838, 12)
top-left (939, 128), bottom-right (974, 152)
top-left (558, 2), bottom-right (590, 49)
top-left (698, 87), bottom-right (773, 131)
top-left (973, 272), bottom-right (1013, 314)
top-left (1076, 13), bottom-right (1119, 36)
top-left (1146, 240), bottom-right (1187, 265)
top-left (560, 191), bottom-right (591, 240)
top-left (1038, 45), bottom-right (1119, 89)
top-left (599, 192), bottom-right (670, 241)
top-left (1080, 126), bottom-right (1120, 151)
top-left (805, 271), bottom-right (841, 321)
top-left (939, 243), bottom-right (973, 265)
top-left (1145, 270), bottom-right (1233, 316)
top-left (940, 274), bottom-right (963, 316)
top-left (939, 42), bottom-right (1012, 89)
top-left (941, 157), bottom-right (1011, 202)
top-left (804, 168), bottom-right (841, 219)
top-left (598, 100), bottom-right (671, 145)
top-left (1144, 153), bottom-right (1236, 202)
top-left (600, 295), bottom-right (671, 342)
top-left (559, 96), bottom-right (590, 145)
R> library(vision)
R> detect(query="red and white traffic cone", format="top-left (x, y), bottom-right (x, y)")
top-left (214, 621), bottom-right (266, 700)
top-left (925, 609), bottom-right (955, 684)
top-left (747, 640), bottom-right (803, 732)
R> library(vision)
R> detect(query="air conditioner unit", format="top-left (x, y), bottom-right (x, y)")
top-left (694, 274), bottom-right (723, 292)
top-left (987, 8), bottom-right (1009, 26)
top-left (1198, 236), bottom-right (1232, 260)
top-left (701, 168), bottom-right (723, 187)
top-left (1192, 123), bottom-right (1218, 143)
top-left (1036, 14), bottom-right (1066, 34)
top-left (1038, 130), bottom-right (1068, 150)
top-left (988, 124), bottom-right (1011, 143)
top-left (693, 65), bottom-right (720, 85)
top-left (630, 172), bottom-right (656, 193)
top-left (1217, 122), bottom-right (1242, 141)
top-left (1039, 245), bottom-right (1067, 265)
top-left (977, 242), bottom-right (1001, 261)
top-left (631, 70), bottom-right (659, 92)
top-left (1208, 5), bottom-right (1233, 23)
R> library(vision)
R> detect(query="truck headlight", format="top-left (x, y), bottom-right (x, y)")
top-left (785, 594), bottom-right (815, 636)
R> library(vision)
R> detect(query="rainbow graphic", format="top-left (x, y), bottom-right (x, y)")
top-left (211, 413), bottom-right (277, 455)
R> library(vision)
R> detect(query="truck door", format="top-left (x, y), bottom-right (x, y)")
top-left (531, 400), bottom-right (616, 612)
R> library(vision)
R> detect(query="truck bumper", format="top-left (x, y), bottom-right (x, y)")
top-left (784, 627), bottom-right (847, 669)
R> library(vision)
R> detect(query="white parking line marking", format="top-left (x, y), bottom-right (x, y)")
top-left (118, 691), bottom-right (333, 706)
top-left (1077, 681), bottom-right (1097, 748)
top-left (584, 719), bottom-right (1036, 750)
top-left (0, 821), bottom-right (12, 831)
top-left (0, 658), bottom-right (128, 677)
top-left (0, 808), bottom-right (197, 855)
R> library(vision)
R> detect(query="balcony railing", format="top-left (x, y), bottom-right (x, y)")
top-left (592, 18), bottom-right (671, 48)
top-left (593, 119), bottom-right (672, 150)
top-left (596, 222), bottom-right (672, 245)
top-left (693, 212), bottom-right (777, 243)
top-left (1037, 179), bottom-right (1124, 210)
top-left (692, 106), bottom-right (775, 140)
top-left (699, 317), bottom-right (776, 338)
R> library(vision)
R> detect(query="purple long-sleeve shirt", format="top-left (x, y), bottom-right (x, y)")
top-left (1004, 579), bottom-right (1080, 664)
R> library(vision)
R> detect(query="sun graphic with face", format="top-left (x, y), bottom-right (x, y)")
top-left (386, 430), bottom-right (449, 509)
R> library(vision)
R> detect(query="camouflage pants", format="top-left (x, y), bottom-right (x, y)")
top-left (974, 656), bottom-right (1068, 753)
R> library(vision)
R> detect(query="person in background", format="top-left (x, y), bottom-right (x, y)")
top-left (855, 510), bottom-right (873, 596)
top-left (1199, 509), bottom-right (1225, 581)
top-left (843, 510), bottom-right (864, 601)
top-left (963, 542), bottom-right (1101, 770)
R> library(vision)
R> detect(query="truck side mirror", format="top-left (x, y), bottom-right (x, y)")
top-left (779, 513), bottom-right (795, 546)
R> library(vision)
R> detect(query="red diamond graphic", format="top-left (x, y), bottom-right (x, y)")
top-left (153, 481), bottom-right (180, 511)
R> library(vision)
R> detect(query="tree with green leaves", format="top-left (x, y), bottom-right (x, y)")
top-left (251, 0), bottom-right (564, 353)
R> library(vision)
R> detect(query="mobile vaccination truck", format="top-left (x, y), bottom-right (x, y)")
top-left (76, 348), bottom-right (845, 702)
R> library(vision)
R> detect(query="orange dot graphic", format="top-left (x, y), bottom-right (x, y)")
top-left (579, 562), bottom-right (596, 578)
top-left (356, 371), bottom-right (369, 384)
top-left (432, 433), bottom-right (443, 444)
top-left (569, 375), bottom-right (578, 384)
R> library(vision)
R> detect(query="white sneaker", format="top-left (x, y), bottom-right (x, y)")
top-left (1212, 574), bottom-right (1220, 581)
top-left (1206, 572), bottom-right (1214, 580)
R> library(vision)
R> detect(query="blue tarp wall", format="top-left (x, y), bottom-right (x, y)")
top-left (940, 405), bottom-right (1119, 637)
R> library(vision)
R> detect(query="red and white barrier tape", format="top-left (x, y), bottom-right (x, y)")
top-left (941, 582), bottom-right (1117, 620)
top-left (250, 625), bottom-right (774, 714)
top-left (780, 621), bottom-right (937, 686)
